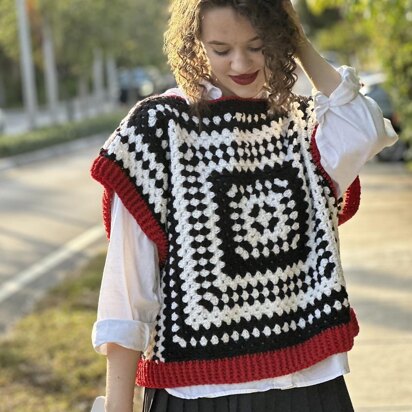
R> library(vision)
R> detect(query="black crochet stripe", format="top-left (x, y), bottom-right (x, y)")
top-left (208, 162), bottom-right (310, 279)
top-left (132, 95), bottom-right (288, 136)
top-left (164, 288), bottom-right (350, 362)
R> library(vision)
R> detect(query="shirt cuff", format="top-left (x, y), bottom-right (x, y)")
top-left (92, 318), bottom-right (155, 355)
top-left (313, 66), bottom-right (362, 123)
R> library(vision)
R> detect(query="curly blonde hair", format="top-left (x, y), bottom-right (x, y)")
top-left (164, 0), bottom-right (301, 114)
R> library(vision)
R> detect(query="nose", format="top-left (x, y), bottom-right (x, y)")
top-left (231, 49), bottom-right (252, 73)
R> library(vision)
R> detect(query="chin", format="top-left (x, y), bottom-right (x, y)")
top-left (231, 88), bottom-right (262, 99)
top-left (227, 80), bottom-right (265, 99)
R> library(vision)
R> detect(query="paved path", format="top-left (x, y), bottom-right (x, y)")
top-left (0, 137), bottom-right (107, 332)
top-left (2, 99), bottom-right (116, 135)
top-left (340, 162), bottom-right (412, 411)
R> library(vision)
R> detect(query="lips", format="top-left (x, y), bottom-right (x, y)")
top-left (229, 71), bottom-right (259, 85)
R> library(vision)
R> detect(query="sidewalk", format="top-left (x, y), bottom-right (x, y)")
top-left (2, 97), bottom-right (117, 135)
top-left (340, 162), bottom-right (412, 411)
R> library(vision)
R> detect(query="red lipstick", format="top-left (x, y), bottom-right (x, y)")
top-left (229, 71), bottom-right (259, 85)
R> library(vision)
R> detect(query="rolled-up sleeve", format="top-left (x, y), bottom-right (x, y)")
top-left (314, 66), bottom-right (398, 197)
top-left (92, 194), bottom-right (161, 355)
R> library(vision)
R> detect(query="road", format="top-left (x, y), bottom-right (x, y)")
top-left (0, 137), bottom-right (107, 332)
top-left (340, 162), bottom-right (412, 411)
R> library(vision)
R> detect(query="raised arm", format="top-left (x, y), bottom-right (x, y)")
top-left (283, 0), bottom-right (341, 97)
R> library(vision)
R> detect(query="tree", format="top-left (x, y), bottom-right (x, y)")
top-left (0, 0), bottom-right (170, 107)
top-left (0, 0), bottom-right (21, 105)
top-left (35, 0), bottom-right (169, 78)
top-left (0, 0), bottom-right (19, 62)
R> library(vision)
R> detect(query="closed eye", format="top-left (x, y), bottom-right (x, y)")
top-left (249, 46), bottom-right (263, 52)
top-left (213, 47), bottom-right (262, 56)
top-left (213, 49), bottom-right (230, 56)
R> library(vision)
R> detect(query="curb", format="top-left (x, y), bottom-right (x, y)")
top-left (0, 133), bottom-right (106, 173)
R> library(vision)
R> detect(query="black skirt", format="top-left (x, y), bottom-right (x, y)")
top-left (142, 376), bottom-right (354, 412)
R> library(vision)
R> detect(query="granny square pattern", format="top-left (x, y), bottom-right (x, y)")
top-left (91, 95), bottom-right (360, 388)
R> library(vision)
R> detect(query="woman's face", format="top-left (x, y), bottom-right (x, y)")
top-left (200, 6), bottom-right (267, 99)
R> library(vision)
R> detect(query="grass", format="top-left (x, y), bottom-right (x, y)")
top-left (0, 110), bottom-right (126, 158)
top-left (0, 253), bottom-right (110, 412)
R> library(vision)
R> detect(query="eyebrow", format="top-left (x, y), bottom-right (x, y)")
top-left (207, 36), bottom-right (261, 46)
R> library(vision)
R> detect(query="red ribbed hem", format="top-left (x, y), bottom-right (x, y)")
top-left (91, 154), bottom-right (169, 266)
top-left (136, 309), bottom-right (359, 388)
top-left (310, 127), bottom-right (361, 225)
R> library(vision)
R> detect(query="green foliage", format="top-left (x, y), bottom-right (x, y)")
top-left (305, 0), bottom-right (412, 142)
top-left (0, 254), bottom-right (107, 412)
top-left (0, 110), bottom-right (126, 158)
top-left (306, 0), bottom-right (344, 15)
top-left (295, 0), bottom-right (342, 35)
top-left (314, 18), bottom-right (371, 66)
top-left (0, 0), bottom-right (19, 61)
top-left (36, 0), bottom-right (170, 73)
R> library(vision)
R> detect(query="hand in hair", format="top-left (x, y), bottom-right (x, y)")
top-left (280, 0), bottom-right (341, 96)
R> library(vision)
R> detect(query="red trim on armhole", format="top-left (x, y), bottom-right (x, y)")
top-left (91, 154), bottom-right (169, 267)
top-left (310, 126), bottom-right (361, 225)
top-left (338, 176), bottom-right (361, 225)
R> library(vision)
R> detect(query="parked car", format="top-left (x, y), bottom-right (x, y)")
top-left (118, 66), bottom-right (155, 104)
top-left (130, 67), bottom-right (155, 98)
top-left (360, 72), bottom-right (408, 161)
top-left (118, 66), bottom-right (178, 105)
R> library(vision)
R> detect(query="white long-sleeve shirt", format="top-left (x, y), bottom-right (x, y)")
top-left (92, 66), bottom-right (397, 399)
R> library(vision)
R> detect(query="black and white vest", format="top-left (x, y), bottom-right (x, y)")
top-left (91, 95), bottom-right (360, 388)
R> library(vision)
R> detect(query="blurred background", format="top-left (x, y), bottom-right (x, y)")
top-left (0, 1), bottom-right (411, 411)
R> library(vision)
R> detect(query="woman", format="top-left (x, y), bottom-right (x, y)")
top-left (91, 1), bottom-right (397, 411)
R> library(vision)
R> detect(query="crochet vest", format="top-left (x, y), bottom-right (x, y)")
top-left (91, 95), bottom-right (360, 388)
